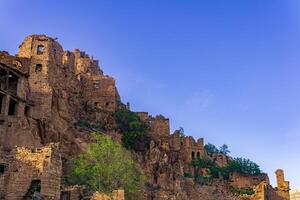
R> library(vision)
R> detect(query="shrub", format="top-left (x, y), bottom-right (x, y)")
top-left (113, 108), bottom-right (149, 152)
top-left (204, 143), bottom-right (219, 155)
top-left (68, 133), bottom-right (144, 200)
top-left (227, 158), bottom-right (261, 175)
top-left (194, 175), bottom-right (212, 185)
top-left (232, 188), bottom-right (255, 195)
top-left (183, 172), bottom-right (193, 178)
top-left (219, 144), bottom-right (230, 155)
top-left (75, 120), bottom-right (105, 132)
top-left (189, 158), bottom-right (214, 168)
top-left (209, 165), bottom-right (221, 178)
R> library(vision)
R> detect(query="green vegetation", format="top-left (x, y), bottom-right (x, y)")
top-left (194, 175), bottom-right (213, 185)
top-left (113, 108), bottom-right (149, 152)
top-left (204, 143), bottom-right (219, 155)
top-left (219, 144), bottom-right (230, 155)
top-left (183, 172), bottom-right (193, 178)
top-left (203, 143), bottom-right (261, 178)
top-left (227, 158), bottom-right (261, 175)
top-left (232, 187), bottom-right (255, 195)
top-left (189, 158), bottom-right (214, 168)
top-left (68, 133), bottom-right (144, 200)
top-left (187, 156), bottom-right (261, 183)
top-left (183, 172), bottom-right (212, 185)
top-left (74, 119), bottom-right (105, 132)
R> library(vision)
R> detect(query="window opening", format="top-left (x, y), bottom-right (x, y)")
top-left (35, 64), bottom-right (42, 72)
top-left (8, 98), bottom-right (17, 115)
top-left (37, 45), bottom-right (45, 55)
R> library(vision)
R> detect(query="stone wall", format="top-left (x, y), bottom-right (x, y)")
top-left (91, 190), bottom-right (125, 200)
top-left (229, 172), bottom-right (269, 189)
top-left (2, 143), bottom-right (62, 200)
top-left (81, 74), bottom-right (120, 112)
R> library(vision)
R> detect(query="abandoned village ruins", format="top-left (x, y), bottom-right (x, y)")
top-left (0, 35), bottom-right (291, 200)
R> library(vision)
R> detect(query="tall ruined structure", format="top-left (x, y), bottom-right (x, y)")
top-left (0, 35), bottom-right (291, 200)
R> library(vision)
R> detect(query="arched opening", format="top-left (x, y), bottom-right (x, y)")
top-left (197, 152), bottom-right (200, 159)
top-left (191, 151), bottom-right (195, 160)
top-left (23, 179), bottom-right (41, 199)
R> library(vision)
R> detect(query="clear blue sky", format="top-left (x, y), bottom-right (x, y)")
top-left (1, 0), bottom-right (299, 189)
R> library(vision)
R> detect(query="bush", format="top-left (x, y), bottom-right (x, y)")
top-left (183, 172), bottom-right (193, 178)
top-left (189, 158), bottom-right (214, 168)
top-left (204, 143), bottom-right (219, 155)
top-left (232, 187), bottom-right (255, 195)
top-left (68, 133), bottom-right (144, 200)
top-left (194, 175), bottom-right (212, 185)
top-left (227, 158), bottom-right (261, 175)
top-left (190, 157), bottom-right (261, 180)
top-left (113, 108), bottom-right (149, 152)
top-left (209, 165), bottom-right (221, 178)
top-left (219, 144), bottom-right (230, 155)
top-left (75, 120), bottom-right (105, 132)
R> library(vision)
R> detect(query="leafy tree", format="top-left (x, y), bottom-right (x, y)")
top-left (204, 143), bottom-right (219, 155)
top-left (68, 133), bottom-right (144, 200)
top-left (113, 108), bottom-right (149, 152)
top-left (219, 144), bottom-right (230, 155)
top-left (227, 158), bottom-right (261, 175)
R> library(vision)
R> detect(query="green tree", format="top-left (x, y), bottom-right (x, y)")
top-left (113, 108), bottom-right (149, 152)
top-left (227, 157), bottom-right (261, 175)
top-left (204, 143), bottom-right (219, 155)
top-left (68, 133), bottom-right (144, 200)
top-left (219, 144), bottom-right (230, 155)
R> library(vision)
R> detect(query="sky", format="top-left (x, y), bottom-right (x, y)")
top-left (1, 0), bottom-right (300, 189)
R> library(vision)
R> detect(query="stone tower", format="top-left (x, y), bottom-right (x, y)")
top-left (18, 35), bottom-right (64, 119)
top-left (275, 169), bottom-right (290, 200)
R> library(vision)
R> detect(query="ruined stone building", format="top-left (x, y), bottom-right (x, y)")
top-left (0, 35), bottom-right (122, 200)
top-left (0, 35), bottom-right (291, 200)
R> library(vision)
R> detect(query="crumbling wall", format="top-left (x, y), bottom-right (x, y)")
top-left (229, 172), bottom-right (269, 189)
top-left (211, 153), bottom-right (230, 167)
top-left (148, 115), bottom-right (170, 140)
top-left (73, 49), bottom-right (103, 76)
top-left (81, 75), bottom-right (120, 112)
top-left (91, 190), bottom-right (125, 200)
top-left (181, 136), bottom-right (205, 164)
top-left (18, 35), bottom-right (64, 119)
top-left (3, 143), bottom-right (62, 200)
top-left (274, 169), bottom-right (290, 200)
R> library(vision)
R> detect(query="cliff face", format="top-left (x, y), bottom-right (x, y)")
top-left (0, 35), bottom-right (290, 200)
